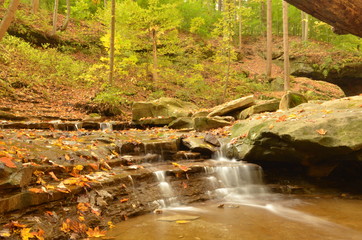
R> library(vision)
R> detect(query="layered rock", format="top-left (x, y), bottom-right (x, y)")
top-left (228, 96), bottom-right (362, 177)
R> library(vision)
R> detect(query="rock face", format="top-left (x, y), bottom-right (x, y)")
top-left (208, 95), bottom-right (255, 117)
top-left (228, 96), bottom-right (362, 177)
top-left (132, 98), bottom-right (198, 124)
top-left (285, 0), bottom-right (362, 38)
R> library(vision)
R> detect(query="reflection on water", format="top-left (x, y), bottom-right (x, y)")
top-left (107, 197), bottom-right (362, 240)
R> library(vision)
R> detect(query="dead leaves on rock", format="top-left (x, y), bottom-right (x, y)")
top-left (316, 128), bottom-right (328, 135)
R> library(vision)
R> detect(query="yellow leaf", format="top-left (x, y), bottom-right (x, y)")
top-left (176, 220), bottom-right (190, 224)
top-left (20, 228), bottom-right (35, 240)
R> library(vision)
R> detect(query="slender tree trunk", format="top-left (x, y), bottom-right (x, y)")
top-left (52, 0), bottom-right (59, 35)
top-left (238, 0), bottom-right (242, 54)
top-left (301, 11), bottom-right (308, 41)
top-left (60, 0), bottom-right (70, 31)
top-left (104, 0), bottom-right (107, 8)
top-left (0, 0), bottom-right (20, 41)
top-left (32, 0), bottom-right (40, 14)
top-left (218, 0), bottom-right (222, 11)
top-left (151, 29), bottom-right (159, 82)
top-left (109, 0), bottom-right (115, 86)
top-left (222, 46), bottom-right (231, 102)
top-left (282, 0), bottom-right (290, 91)
top-left (266, 0), bottom-right (272, 78)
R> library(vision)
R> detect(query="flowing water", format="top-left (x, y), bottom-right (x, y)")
top-left (107, 157), bottom-right (362, 240)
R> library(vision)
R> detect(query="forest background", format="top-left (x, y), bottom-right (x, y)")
top-left (0, 0), bottom-right (361, 120)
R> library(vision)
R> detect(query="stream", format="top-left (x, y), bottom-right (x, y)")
top-left (107, 157), bottom-right (362, 240)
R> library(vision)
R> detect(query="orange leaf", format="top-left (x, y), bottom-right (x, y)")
top-left (120, 198), bottom-right (129, 203)
top-left (276, 115), bottom-right (287, 122)
top-left (28, 188), bottom-right (45, 194)
top-left (86, 226), bottom-right (106, 238)
top-left (316, 129), bottom-right (327, 135)
top-left (89, 163), bottom-right (99, 171)
top-left (49, 172), bottom-right (60, 181)
top-left (64, 154), bottom-right (71, 161)
top-left (0, 156), bottom-right (17, 168)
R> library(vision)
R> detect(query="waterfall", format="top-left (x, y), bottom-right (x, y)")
top-left (153, 171), bottom-right (179, 208)
top-left (100, 122), bottom-right (113, 131)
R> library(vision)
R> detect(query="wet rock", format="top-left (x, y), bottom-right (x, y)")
top-left (132, 98), bottom-right (198, 124)
top-left (229, 96), bottom-right (362, 177)
top-left (0, 167), bottom-right (33, 189)
top-left (279, 92), bottom-right (308, 110)
top-left (238, 99), bottom-right (280, 120)
top-left (182, 137), bottom-right (217, 156)
top-left (172, 151), bottom-right (201, 160)
top-left (194, 116), bottom-right (233, 131)
top-left (0, 111), bottom-right (27, 121)
top-left (204, 133), bottom-right (221, 147)
top-left (208, 95), bottom-right (255, 117)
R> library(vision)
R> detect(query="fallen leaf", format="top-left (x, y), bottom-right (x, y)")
top-left (86, 226), bottom-right (106, 238)
top-left (120, 198), bottom-right (129, 203)
top-left (20, 228), bottom-right (35, 240)
top-left (64, 154), bottom-right (71, 161)
top-left (316, 129), bottom-right (327, 135)
top-left (268, 124), bottom-right (274, 130)
top-left (49, 172), bottom-right (60, 181)
top-left (176, 220), bottom-right (190, 224)
top-left (0, 156), bottom-right (17, 168)
top-left (28, 188), bottom-right (45, 194)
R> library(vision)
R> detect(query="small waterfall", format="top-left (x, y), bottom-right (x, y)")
top-left (153, 171), bottom-right (179, 208)
top-left (100, 122), bottom-right (113, 131)
top-left (74, 122), bottom-right (82, 131)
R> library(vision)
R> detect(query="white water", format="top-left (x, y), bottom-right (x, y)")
top-left (153, 171), bottom-right (179, 208)
top-left (100, 122), bottom-right (113, 131)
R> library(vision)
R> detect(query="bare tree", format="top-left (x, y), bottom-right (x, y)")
top-left (238, 0), bottom-right (242, 54)
top-left (32, 0), bottom-right (40, 14)
top-left (52, 0), bottom-right (59, 35)
top-left (282, 0), bottom-right (290, 91)
top-left (0, 0), bottom-right (20, 41)
top-left (266, 0), bottom-right (272, 78)
top-left (109, 0), bottom-right (116, 86)
top-left (301, 11), bottom-right (308, 41)
top-left (60, 0), bottom-right (70, 31)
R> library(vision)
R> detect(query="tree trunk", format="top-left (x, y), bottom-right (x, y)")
top-left (238, 0), bottom-right (242, 54)
top-left (109, 0), bottom-right (115, 86)
top-left (284, 0), bottom-right (362, 38)
top-left (52, 0), bottom-right (59, 35)
top-left (0, 0), bottom-right (20, 41)
top-left (266, 0), bottom-right (272, 78)
top-left (104, 0), bottom-right (107, 8)
top-left (282, 1), bottom-right (290, 91)
top-left (301, 11), bottom-right (308, 41)
top-left (32, 0), bottom-right (40, 14)
top-left (151, 29), bottom-right (159, 82)
top-left (218, 0), bottom-right (222, 11)
top-left (60, 0), bottom-right (70, 31)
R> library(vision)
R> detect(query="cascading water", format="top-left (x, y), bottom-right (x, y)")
top-left (153, 171), bottom-right (179, 208)
top-left (100, 122), bottom-right (113, 131)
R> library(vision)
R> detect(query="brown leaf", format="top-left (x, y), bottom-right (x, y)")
top-left (28, 188), bottom-right (45, 194)
top-left (86, 226), bottom-right (106, 238)
top-left (49, 172), bottom-right (60, 181)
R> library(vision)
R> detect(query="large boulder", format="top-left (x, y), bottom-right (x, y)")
top-left (228, 96), bottom-right (362, 177)
top-left (132, 98), bottom-right (198, 124)
top-left (238, 99), bottom-right (280, 120)
top-left (208, 95), bottom-right (255, 117)
top-left (194, 117), bottom-right (233, 131)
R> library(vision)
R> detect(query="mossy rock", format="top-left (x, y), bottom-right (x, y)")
top-left (279, 92), bottom-right (308, 110)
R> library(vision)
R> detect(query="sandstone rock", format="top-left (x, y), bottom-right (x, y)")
top-left (279, 92), bottom-right (308, 110)
top-left (0, 111), bottom-right (27, 121)
top-left (132, 98), bottom-right (198, 124)
top-left (136, 117), bottom-right (177, 126)
top-left (229, 97), bottom-right (362, 177)
top-left (182, 137), bottom-right (217, 156)
top-left (204, 133), bottom-right (221, 147)
top-left (168, 117), bottom-right (194, 129)
top-left (238, 99), bottom-right (280, 120)
top-left (208, 95), bottom-right (255, 117)
top-left (194, 117), bottom-right (233, 131)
